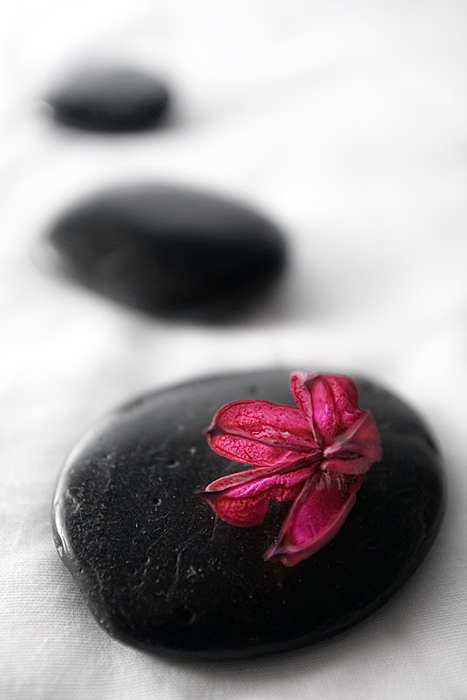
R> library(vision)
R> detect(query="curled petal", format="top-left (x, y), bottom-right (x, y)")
top-left (290, 372), bottom-right (361, 445)
top-left (204, 399), bottom-right (319, 468)
top-left (322, 411), bottom-right (383, 474)
top-left (264, 471), bottom-right (363, 566)
top-left (196, 464), bottom-right (317, 527)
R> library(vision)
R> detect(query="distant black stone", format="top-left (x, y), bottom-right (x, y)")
top-left (48, 185), bottom-right (287, 318)
top-left (52, 370), bottom-right (445, 659)
top-left (46, 67), bottom-right (170, 132)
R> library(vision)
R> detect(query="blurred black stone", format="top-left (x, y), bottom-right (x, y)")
top-left (52, 370), bottom-right (446, 659)
top-left (48, 184), bottom-right (287, 319)
top-left (45, 67), bottom-right (170, 132)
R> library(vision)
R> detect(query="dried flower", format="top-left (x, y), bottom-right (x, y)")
top-left (197, 372), bottom-right (382, 566)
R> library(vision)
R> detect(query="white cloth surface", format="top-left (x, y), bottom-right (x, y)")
top-left (1, 1), bottom-right (467, 698)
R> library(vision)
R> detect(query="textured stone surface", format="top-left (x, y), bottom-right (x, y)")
top-left (48, 184), bottom-right (287, 318)
top-left (46, 67), bottom-right (170, 132)
top-left (52, 370), bottom-right (446, 659)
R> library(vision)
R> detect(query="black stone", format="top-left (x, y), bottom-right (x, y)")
top-left (48, 185), bottom-right (287, 319)
top-left (46, 67), bottom-right (170, 132)
top-left (52, 371), bottom-right (446, 659)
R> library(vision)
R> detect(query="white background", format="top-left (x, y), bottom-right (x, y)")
top-left (1, 1), bottom-right (467, 698)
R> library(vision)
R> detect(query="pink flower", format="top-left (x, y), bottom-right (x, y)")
top-left (196, 372), bottom-right (382, 566)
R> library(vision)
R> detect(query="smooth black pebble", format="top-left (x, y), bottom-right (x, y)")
top-left (48, 184), bottom-right (287, 318)
top-left (45, 67), bottom-right (170, 132)
top-left (52, 370), bottom-right (446, 659)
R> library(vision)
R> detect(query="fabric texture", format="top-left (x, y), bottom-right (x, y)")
top-left (1, 1), bottom-right (466, 697)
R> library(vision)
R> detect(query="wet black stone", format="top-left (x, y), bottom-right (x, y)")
top-left (48, 185), bottom-right (287, 319)
top-left (52, 370), bottom-right (446, 659)
top-left (46, 67), bottom-right (170, 132)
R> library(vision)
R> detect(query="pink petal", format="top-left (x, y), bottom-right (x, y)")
top-left (264, 471), bottom-right (363, 566)
top-left (196, 464), bottom-right (317, 527)
top-left (204, 399), bottom-right (319, 468)
top-left (322, 411), bottom-right (383, 474)
top-left (290, 372), bottom-right (361, 445)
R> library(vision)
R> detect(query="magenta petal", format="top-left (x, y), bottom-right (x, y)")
top-left (323, 456), bottom-right (375, 474)
top-left (290, 372), bottom-right (325, 446)
top-left (323, 411), bottom-right (383, 474)
top-left (196, 464), bottom-right (316, 527)
top-left (204, 399), bottom-right (318, 467)
top-left (264, 471), bottom-right (363, 566)
top-left (290, 372), bottom-right (361, 445)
